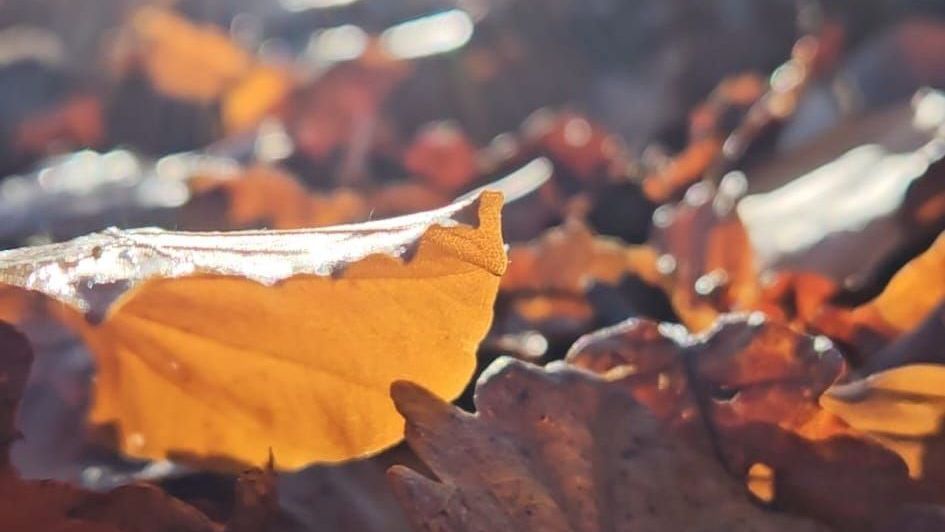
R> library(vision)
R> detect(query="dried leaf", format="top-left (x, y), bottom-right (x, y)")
top-left (277, 446), bottom-right (414, 532)
top-left (225, 461), bottom-right (278, 532)
top-left (642, 138), bottom-right (721, 204)
top-left (860, 301), bottom-right (945, 375)
top-left (122, 7), bottom-right (253, 103)
top-left (566, 315), bottom-right (945, 530)
top-left (501, 219), bottom-right (659, 294)
top-left (387, 357), bottom-right (827, 531)
top-left (523, 111), bottom-right (621, 183)
top-left (0, 321), bottom-right (229, 532)
top-left (755, 272), bottom-right (838, 330)
top-left (738, 90), bottom-right (945, 289)
top-left (0, 286), bottom-right (33, 326)
top-left (0, 192), bottom-right (506, 469)
top-left (822, 364), bottom-right (945, 478)
top-left (405, 122), bottom-right (479, 194)
top-left (814, 231), bottom-right (945, 360)
top-left (188, 166), bottom-right (369, 230)
top-left (221, 67), bottom-right (292, 134)
top-left (650, 179), bottom-right (760, 332)
top-left (566, 315), bottom-right (846, 440)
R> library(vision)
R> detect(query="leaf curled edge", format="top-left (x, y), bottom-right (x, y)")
top-left (0, 191), bottom-right (507, 470)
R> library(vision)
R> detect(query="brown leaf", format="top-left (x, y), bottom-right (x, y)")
top-left (387, 357), bottom-right (827, 532)
top-left (522, 111), bottom-right (623, 184)
top-left (405, 122), bottom-right (480, 195)
top-left (566, 315), bottom-right (945, 530)
top-left (225, 460), bottom-right (278, 532)
top-left (650, 179), bottom-right (761, 332)
top-left (755, 272), bottom-right (838, 330)
top-left (502, 219), bottom-right (659, 294)
top-left (567, 315), bottom-right (846, 440)
top-left (119, 7), bottom-right (253, 103)
top-left (642, 138), bottom-right (721, 204)
top-left (0, 321), bottom-right (31, 472)
top-left (277, 446), bottom-right (414, 532)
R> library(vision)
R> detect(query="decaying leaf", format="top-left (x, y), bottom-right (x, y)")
top-left (564, 315), bottom-right (945, 530)
top-left (650, 178), bottom-right (761, 332)
top-left (0, 192), bottom-right (507, 469)
top-left (387, 357), bottom-right (827, 531)
top-left (859, 301), bottom-right (945, 375)
top-left (277, 446), bottom-right (415, 532)
top-left (566, 314), bottom-right (847, 441)
top-left (0, 286), bottom-right (34, 326)
top-left (0, 321), bottom-right (275, 532)
top-left (642, 138), bottom-right (721, 204)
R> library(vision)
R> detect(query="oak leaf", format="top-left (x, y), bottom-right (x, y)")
top-left (0, 192), bottom-right (506, 470)
top-left (565, 315), bottom-right (942, 529)
top-left (387, 357), bottom-right (827, 531)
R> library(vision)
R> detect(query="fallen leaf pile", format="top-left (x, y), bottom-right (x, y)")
top-left (1, 4), bottom-right (945, 532)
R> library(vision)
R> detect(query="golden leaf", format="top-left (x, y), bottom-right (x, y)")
top-left (0, 192), bottom-right (506, 470)
top-left (129, 7), bottom-right (253, 102)
top-left (222, 67), bottom-right (293, 134)
top-left (814, 232), bottom-right (945, 356)
top-left (857, 232), bottom-right (945, 334)
top-left (0, 322), bottom-right (276, 531)
top-left (821, 364), bottom-right (945, 478)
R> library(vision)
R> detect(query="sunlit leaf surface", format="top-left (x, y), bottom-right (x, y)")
top-left (0, 192), bottom-right (506, 469)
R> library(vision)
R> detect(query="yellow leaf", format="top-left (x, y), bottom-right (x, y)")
top-left (130, 6), bottom-right (253, 102)
top-left (0, 192), bottom-right (506, 470)
top-left (222, 66), bottom-right (293, 134)
top-left (821, 364), bottom-right (945, 478)
top-left (861, 232), bottom-right (945, 334)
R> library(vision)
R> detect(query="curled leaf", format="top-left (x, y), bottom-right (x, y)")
top-left (0, 192), bottom-right (506, 469)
